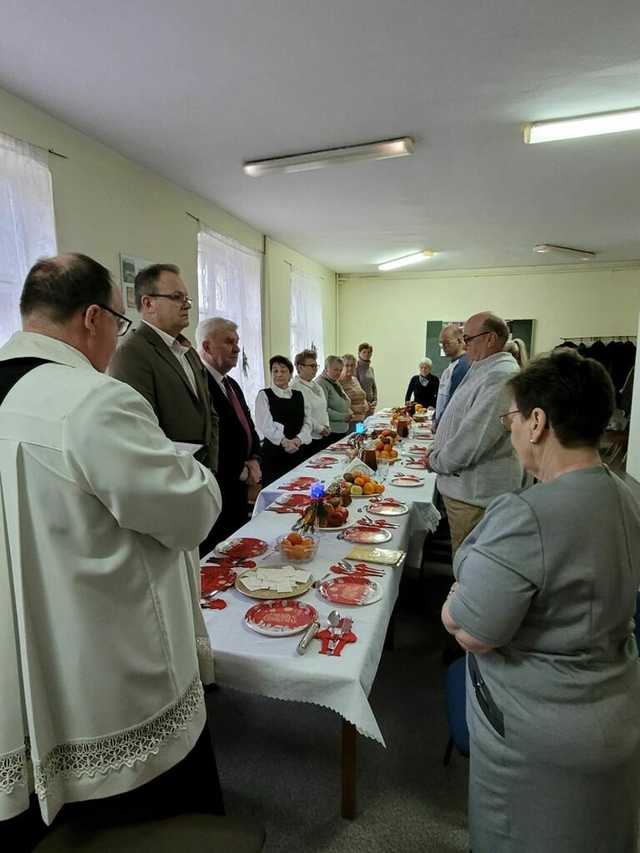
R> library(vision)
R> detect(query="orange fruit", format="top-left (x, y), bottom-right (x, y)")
top-left (375, 482), bottom-right (385, 493)
top-left (363, 482), bottom-right (376, 495)
top-left (354, 476), bottom-right (365, 487)
top-left (287, 532), bottom-right (303, 545)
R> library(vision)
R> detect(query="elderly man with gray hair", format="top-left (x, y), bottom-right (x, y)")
top-left (405, 357), bottom-right (440, 409)
top-left (316, 355), bottom-right (353, 441)
top-left (427, 312), bottom-right (522, 554)
top-left (197, 316), bottom-right (261, 551)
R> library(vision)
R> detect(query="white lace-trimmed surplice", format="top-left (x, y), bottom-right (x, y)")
top-left (0, 332), bottom-right (221, 825)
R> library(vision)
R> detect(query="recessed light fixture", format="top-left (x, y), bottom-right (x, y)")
top-left (533, 244), bottom-right (596, 261)
top-left (243, 137), bottom-right (414, 176)
top-left (378, 250), bottom-right (434, 271)
top-left (524, 108), bottom-right (640, 144)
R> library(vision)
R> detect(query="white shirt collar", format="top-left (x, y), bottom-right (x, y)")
top-left (143, 320), bottom-right (188, 351)
top-left (269, 382), bottom-right (292, 398)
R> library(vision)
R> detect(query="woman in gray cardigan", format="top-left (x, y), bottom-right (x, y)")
top-left (442, 350), bottom-right (640, 853)
top-left (316, 356), bottom-right (353, 440)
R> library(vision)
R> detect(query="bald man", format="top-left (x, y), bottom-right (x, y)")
top-left (434, 323), bottom-right (469, 426)
top-left (427, 312), bottom-right (522, 554)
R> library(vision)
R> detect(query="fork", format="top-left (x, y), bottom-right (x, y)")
top-left (338, 560), bottom-right (384, 577)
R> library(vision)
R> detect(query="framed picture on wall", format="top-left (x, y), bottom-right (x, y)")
top-left (119, 253), bottom-right (153, 322)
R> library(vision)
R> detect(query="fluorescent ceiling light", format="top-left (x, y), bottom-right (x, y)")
top-left (243, 137), bottom-right (414, 176)
top-left (524, 108), bottom-right (640, 144)
top-left (378, 250), bottom-right (434, 271)
top-left (533, 243), bottom-right (596, 261)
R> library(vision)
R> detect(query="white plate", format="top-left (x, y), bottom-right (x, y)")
top-left (367, 502), bottom-right (409, 516)
top-left (390, 476), bottom-right (424, 488)
top-left (340, 526), bottom-right (393, 544)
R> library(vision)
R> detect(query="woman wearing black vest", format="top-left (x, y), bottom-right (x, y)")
top-left (255, 355), bottom-right (312, 486)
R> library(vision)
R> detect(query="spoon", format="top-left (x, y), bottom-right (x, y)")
top-left (200, 589), bottom-right (223, 605)
top-left (327, 609), bottom-right (342, 654)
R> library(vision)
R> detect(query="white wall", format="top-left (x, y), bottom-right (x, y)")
top-left (0, 85), bottom-right (337, 373)
top-left (626, 312), bottom-right (640, 480)
top-left (263, 237), bottom-right (337, 364)
top-left (338, 264), bottom-right (640, 407)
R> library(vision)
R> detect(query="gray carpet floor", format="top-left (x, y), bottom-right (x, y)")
top-left (208, 576), bottom-right (470, 853)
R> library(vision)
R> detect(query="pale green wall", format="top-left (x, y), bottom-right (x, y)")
top-left (0, 86), bottom-right (337, 375)
top-left (338, 265), bottom-right (640, 408)
top-left (263, 237), bottom-right (337, 365)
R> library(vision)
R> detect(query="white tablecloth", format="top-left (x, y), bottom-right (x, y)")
top-left (253, 445), bottom-right (439, 568)
top-left (204, 438), bottom-right (440, 746)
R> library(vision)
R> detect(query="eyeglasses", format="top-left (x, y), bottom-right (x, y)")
top-left (462, 330), bottom-right (492, 345)
top-left (98, 304), bottom-right (132, 336)
top-left (147, 292), bottom-right (193, 307)
top-left (499, 409), bottom-right (520, 431)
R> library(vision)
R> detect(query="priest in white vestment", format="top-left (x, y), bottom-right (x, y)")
top-left (0, 254), bottom-right (222, 836)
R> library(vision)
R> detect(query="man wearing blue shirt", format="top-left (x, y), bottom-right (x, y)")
top-left (434, 324), bottom-right (469, 427)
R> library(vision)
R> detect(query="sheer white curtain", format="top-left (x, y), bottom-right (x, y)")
top-left (197, 229), bottom-right (264, 412)
top-left (289, 267), bottom-right (325, 369)
top-left (0, 132), bottom-right (57, 347)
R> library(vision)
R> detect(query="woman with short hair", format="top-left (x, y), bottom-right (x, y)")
top-left (255, 355), bottom-right (312, 485)
top-left (405, 358), bottom-right (439, 409)
top-left (316, 356), bottom-right (353, 441)
top-left (441, 349), bottom-right (640, 853)
top-left (291, 348), bottom-right (331, 457)
top-left (339, 353), bottom-right (369, 426)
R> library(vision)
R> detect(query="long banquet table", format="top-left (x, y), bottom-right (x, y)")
top-left (201, 425), bottom-right (438, 818)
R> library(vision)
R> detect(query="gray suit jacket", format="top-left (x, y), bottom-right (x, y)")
top-left (109, 322), bottom-right (219, 472)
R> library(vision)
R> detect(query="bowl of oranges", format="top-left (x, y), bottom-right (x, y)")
top-left (277, 532), bottom-right (319, 563)
top-left (342, 472), bottom-right (385, 498)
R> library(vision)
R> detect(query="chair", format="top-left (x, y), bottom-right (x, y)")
top-left (33, 814), bottom-right (265, 853)
top-left (634, 590), bottom-right (640, 654)
top-left (443, 655), bottom-right (469, 765)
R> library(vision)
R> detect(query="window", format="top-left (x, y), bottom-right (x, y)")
top-left (0, 132), bottom-right (57, 346)
top-left (289, 267), bottom-right (325, 370)
top-left (197, 228), bottom-right (264, 412)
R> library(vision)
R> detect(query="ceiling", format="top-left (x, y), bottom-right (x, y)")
top-left (2, 0), bottom-right (640, 273)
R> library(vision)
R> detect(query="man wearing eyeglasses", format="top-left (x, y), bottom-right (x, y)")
top-left (427, 312), bottom-right (522, 555)
top-left (0, 254), bottom-right (224, 843)
top-left (110, 264), bottom-right (219, 493)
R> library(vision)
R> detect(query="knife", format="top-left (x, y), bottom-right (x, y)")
top-left (296, 620), bottom-right (320, 655)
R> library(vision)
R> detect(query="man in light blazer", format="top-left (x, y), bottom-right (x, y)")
top-left (110, 264), bottom-right (219, 481)
top-left (197, 317), bottom-right (261, 554)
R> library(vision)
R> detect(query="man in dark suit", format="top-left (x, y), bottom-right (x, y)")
top-left (197, 317), bottom-right (261, 551)
top-left (110, 264), bottom-right (218, 477)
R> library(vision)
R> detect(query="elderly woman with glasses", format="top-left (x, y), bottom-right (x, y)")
top-left (441, 349), bottom-right (640, 853)
top-left (255, 354), bottom-right (312, 486)
top-left (339, 353), bottom-right (369, 427)
top-left (291, 349), bottom-right (331, 457)
top-left (405, 357), bottom-right (440, 409)
top-left (316, 356), bottom-right (353, 442)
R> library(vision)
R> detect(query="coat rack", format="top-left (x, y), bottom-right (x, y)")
top-left (560, 335), bottom-right (637, 343)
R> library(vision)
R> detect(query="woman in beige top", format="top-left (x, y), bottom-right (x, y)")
top-left (339, 353), bottom-right (369, 425)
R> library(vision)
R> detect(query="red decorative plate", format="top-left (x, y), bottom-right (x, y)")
top-left (216, 537), bottom-right (269, 559)
top-left (200, 563), bottom-right (236, 593)
top-left (341, 526), bottom-right (392, 544)
top-left (319, 576), bottom-right (382, 606)
top-left (390, 475), bottom-right (424, 487)
top-left (367, 501), bottom-right (409, 517)
top-left (244, 600), bottom-right (318, 636)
